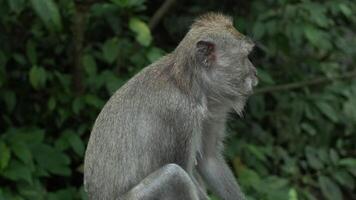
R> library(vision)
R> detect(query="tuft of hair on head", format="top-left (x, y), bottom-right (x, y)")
top-left (192, 12), bottom-right (233, 28)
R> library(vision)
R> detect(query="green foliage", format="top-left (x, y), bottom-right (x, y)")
top-left (0, 0), bottom-right (355, 199)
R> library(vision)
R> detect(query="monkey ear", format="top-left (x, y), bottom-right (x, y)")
top-left (196, 40), bottom-right (216, 66)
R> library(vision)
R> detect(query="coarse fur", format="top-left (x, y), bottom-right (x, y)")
top-left (84, 12), bottom-right (258, 200)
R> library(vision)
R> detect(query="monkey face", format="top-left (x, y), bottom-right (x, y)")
top-left (197, 35), bottom-right (258, 105)
top-left (220, 49), bottom-right (257, 97)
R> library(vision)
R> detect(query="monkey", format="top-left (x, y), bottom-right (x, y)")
top-left (84, 12), bottom-right (258, 200)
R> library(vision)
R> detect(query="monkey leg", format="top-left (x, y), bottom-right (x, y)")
top-left (121, 164), bottom-right (201, 200)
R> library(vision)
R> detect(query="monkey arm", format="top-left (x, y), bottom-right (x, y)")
top-left (197, 155), bottom-right (246, 200)
top-left (197, 120), bottom-right (246, 200)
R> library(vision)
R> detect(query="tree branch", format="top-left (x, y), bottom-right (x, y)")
top-left (149, 0), bottom-right (176, 31)
top-left (72, 2), bottom-right (90, 95)
top-left (254, 70), bottom-right (356, 94)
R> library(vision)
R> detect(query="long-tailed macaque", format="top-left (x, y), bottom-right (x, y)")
top-left (84, 12), bottom-right (258, 200)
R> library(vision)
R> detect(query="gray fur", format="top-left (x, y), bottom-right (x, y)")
top-left (84, 12), bottom-right (258, 200)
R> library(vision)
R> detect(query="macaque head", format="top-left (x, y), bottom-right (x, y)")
top-left (190, 13), bottom-right (258, 112)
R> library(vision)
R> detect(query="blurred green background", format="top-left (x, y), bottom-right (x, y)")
top-left (0, 0), bottom-right (355, 199)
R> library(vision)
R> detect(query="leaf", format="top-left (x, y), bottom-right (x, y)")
top-left (2, 160), bottom-right (32, 183)
top-left (6, 129), bottom-right (45, 150)
top-left (257, 69), bottom-right (275, 85)
top-left (48, 188), bottom-right (76, 200)
top-left (102, 38), bottom-right (120, 64)
top-left (338, 3), bottom-right (352, 17)
top-left (32, 144), bottom-right (71, 176)
top-left (264, 176), bottom-right (289, 190)
top-left (315, 101), bottom-right (338, 123)
top-left (129, 18), bottom-right (152, 46)
top-left (247, 144), bottom-right (267, 162)
top-left (48, 97), bottom-right (57, 111)
top-left (29, 65), bottom-right (47, 89)
top-left (11, 142), bottom-right (33, 165)
top-left (338, 158), bottom-right (356, 168)
top-left (0, 141), bottom-right (11, 170)
top-left (30, 0), bottom-right (62, 31)
top-left (7, 0), bottom-right (26, 14)
top-left (238, 168), bottom-right (261, 188)
top-left (65, 131), bottom-right (85, 156)
top-left (252, 22), bottom-right (265, 40)
top-left (343, 99), bottom-right (356, 122)
top-left (84, 94), bottom-right (105, 109)
top-left (111, 0), bottom-right (145, 8)
top-left (82, 54), bottom-right (97, 76)
top-left (146, 47), bottom-right (165, 63)
top-left (329, 149), bottom-right (339, 165)
top-left (2, 90), bottom-right (16, 112)
top-left (318, 175), bottom-right (343, 200)
top-left (304, 25), bottom-right (331, 50)
top-left (72, 97), bottom-right (85, 115)
top-left (305, 146), bottom-right (323, 170)
top-left (288, 188), bottom-right (298, 200)
top-left (332, 170), bottom-right (355, 189)
top-left (301, 123), bottom-right (316, 136)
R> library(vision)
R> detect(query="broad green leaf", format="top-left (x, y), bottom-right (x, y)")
top-left (238, 168), bottom-right (261, 188)
top-left (288, 188), bottom-right (298, 200)
top-left (6, 128), bottom-right (45, 148)
top-left (17, 182), bottom-right (46, 199)
top-left (7, 0), bottom-right (26, 14)
top-left (318, 175), bottom-right (343, 200)
top-left (2, 90), bottom-right (16, 112)
top-left (30, 0), bottom-right (62, 31)
top-left (329, 149), bottom-right (339, 165)
top-left (305, 147), bottom-right (323, 170)
top-left (332, 170), bottom-right (355, 189)
top-left (266, 189), bottom-right (289, 200)
top-left (32, 144), bottom-right (71, 176)
top-left (343, 99), bottom-right (356, 122)
top-left (48, 97), bottom-right (56, 111)
top-left (129, 18), bottom-right (152, 46)
top-left (304, 25), bottom-right (331, 50)
top-left (315, 101), bottom-right (338, 123)
top-left (84, 94), bottom-right (105, 109)
top-left (11, 142), bottom-right (33, 165)
top-left (72, 97), bottom-right (85, 114)
top-left (301, 123), bottom-right (316, 136)
top-left (338, 3), bottom-right (352, 17)
top-left (2, 160), bottom-right (32, 183)
top-left (264, 176), bottom-right (289, 190)
top-left (29, 66), bottom-right (47, 89)
top-left (338, 158), bottom-right (356, 168)
top-left (82, 54), bottom-right (97, 76)
top-left (247, 144), bottom-right (267, 162)
top-left (102, 38), bottom-right (120, 64)
top-left (257, 69), bottom-right (275, 85)
top-left (13, 53), bottom-right (26, 65)
top-left (0, 141), bottom-right (11, 170)
top-left (99, 71), bottom-right (124, 94)
top-left (252, 22), bottom-right (265, 40)
top-left (66, 131), bottom-right (85, 156)
top-left (111, 0), bottom-right (145, 8)
top-left (48, 188), bottom-right (76, 200)
top-left (304, 25), bottom-right (321, 46)
top-left (147, 47), bottom-right (165, 63)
